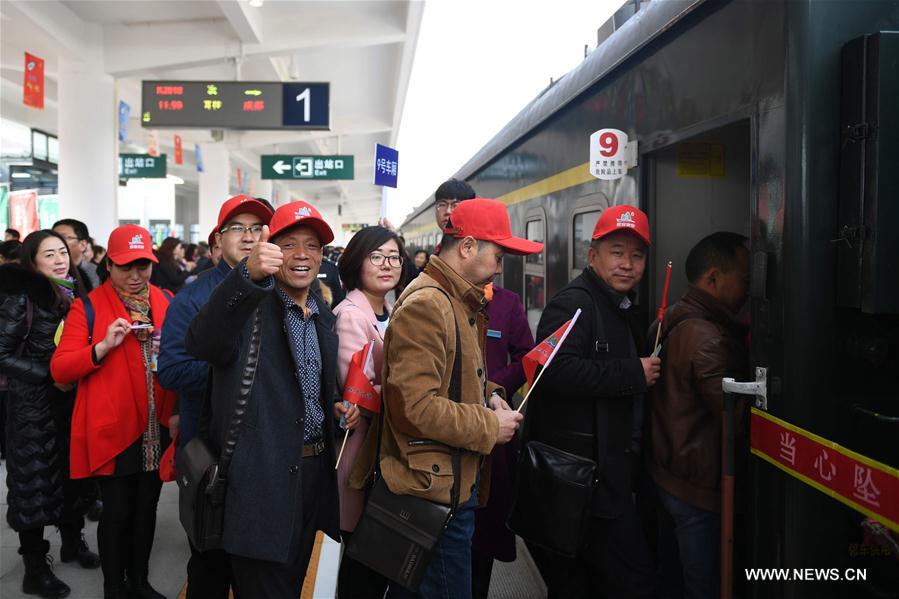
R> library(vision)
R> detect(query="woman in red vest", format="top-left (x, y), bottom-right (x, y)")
top-left (51, 225), bottom-right (175, 599)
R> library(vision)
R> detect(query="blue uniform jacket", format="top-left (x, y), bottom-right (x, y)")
top-left (158, 259), bottom-right (231, 450)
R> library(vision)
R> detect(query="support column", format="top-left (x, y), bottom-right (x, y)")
top-left (197, 143), bottom-right (230, 241)
top-left (57, 57), bottom-right (117, 245)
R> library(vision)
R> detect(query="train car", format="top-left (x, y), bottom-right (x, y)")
top-left (401, 0), bottom-right (899, 597)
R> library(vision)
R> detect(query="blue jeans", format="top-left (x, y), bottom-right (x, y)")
top-left (390, 484), bottom-right (479, 599)
top-left (656, 485), bottom-right (720, 599)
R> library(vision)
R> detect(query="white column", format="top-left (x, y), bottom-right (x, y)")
top-left (57, 57), bottom-right (117, 245)
top-left (197, 143), bottom-right (230, 241)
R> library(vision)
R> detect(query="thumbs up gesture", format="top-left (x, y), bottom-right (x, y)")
top-left (246, 225), bottom-right (283, 281)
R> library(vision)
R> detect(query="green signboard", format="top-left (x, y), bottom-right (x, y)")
top-left (261, 155), bottom-right (353, 180)
top-left (119, 153), bottom-right (167, 179)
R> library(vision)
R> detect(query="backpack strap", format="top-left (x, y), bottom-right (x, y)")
top-left (82, 296), bottom-right (96, 345)
top-left (567, 283), bottom-right (608, 356)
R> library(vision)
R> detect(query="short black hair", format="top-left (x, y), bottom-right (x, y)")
top-left (685, 232), bottom-right (748, 283)
top-left (52, 218), bottom-right (90, 241)
top-left (5, 228), bottom-right (20, 240)
top-left (338, 225), bottom-right (406, 292)
top-left (0, 239), bottom-right (22, 260)
top-left (435, 178), bottom-right (476, 202)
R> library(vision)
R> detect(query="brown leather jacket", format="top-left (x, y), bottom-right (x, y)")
top-left (649, 285), bottom-right (749, 512)
top-left (350, 256), bottom-right (501, 507)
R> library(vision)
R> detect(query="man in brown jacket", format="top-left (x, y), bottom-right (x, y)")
top-left (372, 198), bottom-right (540, 599)
top-left (649, 231), bottom-right (750, 599)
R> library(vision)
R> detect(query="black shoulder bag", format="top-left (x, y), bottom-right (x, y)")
top-left (177, 307), bottom-right (261, 552)
top-left (346, 288), bottom-right (463, 592)
top-left (507, 288), bottom-right (603, 558)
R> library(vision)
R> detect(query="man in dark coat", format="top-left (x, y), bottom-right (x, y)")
top-left (158, 194), bottom-right (273, 599)
top-left (522, 204), bottom-right (660, 599)
top-left (186, 200), bottom-right (340, 598)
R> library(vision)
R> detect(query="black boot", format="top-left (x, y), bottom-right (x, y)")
top-left (21, 549), bottom-right (71, 599)
top-left (60, 530), bottom-right (101, 569)
top-left (127, 576), bottom-right (166, 599)
top-left (103, 585), bottom-right (128, 599)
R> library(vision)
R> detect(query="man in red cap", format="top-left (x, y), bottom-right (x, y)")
top-left (158, 194), bottom-right (272, 599)
top-left (185, 200), bottom-right (340, 598)
top-left (520, 204), bottom-right (659, 598)
top-left (354, 198), bottom-right (537, 599)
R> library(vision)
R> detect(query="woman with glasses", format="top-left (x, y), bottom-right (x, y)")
top-left (51, 225), bottom-right (176, 599)
top-left (1, 230), bottom-right (99, 598)
top-left (332, 225), bottom-right (406, 598)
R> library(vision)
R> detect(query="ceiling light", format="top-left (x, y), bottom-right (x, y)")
top-left (11, 172), bottom-right (31, 178)
top-left (248, 0), bottom-right (263, 7)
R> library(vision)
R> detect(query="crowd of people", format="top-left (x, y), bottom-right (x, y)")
top-left (1, 181), bottom-right (750, 599)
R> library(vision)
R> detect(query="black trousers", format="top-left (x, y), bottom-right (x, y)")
top-left (186, 541), bottom-right (232, 599)
top-left (337, 530), bottom-right (390, 599)
top-left (96, 471), bottom-right (163, 589)
top-left (230, 452), bottom-right (328, 599)
top-left (545, 511), bottom-right (655, 599)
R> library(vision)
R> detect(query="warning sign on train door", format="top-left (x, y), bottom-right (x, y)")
top-left (589, 129), bottom-right (635, 180)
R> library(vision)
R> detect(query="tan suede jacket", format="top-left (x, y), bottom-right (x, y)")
top-left (350, 255), bottom-right (501, 507)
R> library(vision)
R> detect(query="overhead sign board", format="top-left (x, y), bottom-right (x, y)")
top-left (141, 81), bottom-right (330, 130)
top-left (261, 155), bottom-right (354, 180)
top-left (373, 144), bottom-right (398, 188)
top-left (119, 153), bottom-right (167, 179)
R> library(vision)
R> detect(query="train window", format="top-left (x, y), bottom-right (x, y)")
top-left (572, 210), bottom-right (601, 273)
top-left (524, 217), bottom-right (546, 336)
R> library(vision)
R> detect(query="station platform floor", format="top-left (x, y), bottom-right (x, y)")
top-left (1, 460), bottom-right (547, 599)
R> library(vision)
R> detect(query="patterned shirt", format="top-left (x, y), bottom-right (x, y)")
top-left (276, 286), bottom-right (325, 443)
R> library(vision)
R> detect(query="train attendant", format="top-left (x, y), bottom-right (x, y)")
top-left (1, 230), bottom-right (98, 599)
top-left (521, 205), bottom-right (660, 599)
top-left (51, 224), bottom-right (176, 599)
top-left (333, 225), bottom-right (406, 598)
top-left (185, 201), bottom-right (340, 599)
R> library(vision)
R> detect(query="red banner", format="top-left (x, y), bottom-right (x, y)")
top-left (174, 135), bottom-right (183, 165)
top-left (751, 408), bottom-right (899, 532)
top-left (343, 341), bottom-right (380, 413)
top-left (23, 52), bottom-right (44, 109)
top-left (9, 189), bottom-right (40, 238)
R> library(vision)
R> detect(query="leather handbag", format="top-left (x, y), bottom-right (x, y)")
top-left (177, 308), bottom-right (261, 552)
top-left (507, 440), bottom-right (598, 558)
top-left (346, 287), bottom-right (463, 592)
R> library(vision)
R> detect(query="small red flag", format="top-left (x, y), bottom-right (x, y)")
top-left (23, 52), bottom-right (44, 109)
top-left (522, 310), bottom-right (581, 386)
top-left (343, 340), bottom-right (380, 413)
top-left (159, 432), bottom-right (178, 482)
top-left (174, 135), bottom-right (183, 165)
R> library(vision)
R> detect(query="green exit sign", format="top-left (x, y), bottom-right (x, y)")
top-left (119, 154), bottom-right (167, 179)
top-left (261, 155), bottom-right (354, 180)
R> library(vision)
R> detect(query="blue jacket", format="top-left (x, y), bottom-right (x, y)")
top-left (158, 259), bottom-right (231, 450)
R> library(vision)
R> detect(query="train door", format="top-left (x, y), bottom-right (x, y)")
top-left (645, 119), bottom-right (752, 310)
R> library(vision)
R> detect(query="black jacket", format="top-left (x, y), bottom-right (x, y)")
top-left (523, 267), bottom-right (648, 518)
top-left (0, 265), bottom-right (93, 530)
top-left (185, 261), bottom-right (340, 563)
top-left (153, 259), bottom-right (191, 294)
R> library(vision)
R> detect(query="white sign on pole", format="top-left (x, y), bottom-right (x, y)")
top-left (589, 128), bottom-right (631, 180)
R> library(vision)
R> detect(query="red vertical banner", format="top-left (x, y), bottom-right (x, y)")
top-left (23, 53), bottom-right (44, 109)
top-left (9, 189), bottom-right (40, 237)
top-left (236, 167), bottom-right (242, 191)
top-left (146, 131), bottom-right (159, 157)
top-left (174, 135), bottom-right (183, 165)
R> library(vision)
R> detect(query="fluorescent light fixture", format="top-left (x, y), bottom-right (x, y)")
top-left (166, 174), bottom-right (184, 184)
top-left (11, 172), bottom-right (31, 178)
top-left (248, 0), bottom-right (263, 7)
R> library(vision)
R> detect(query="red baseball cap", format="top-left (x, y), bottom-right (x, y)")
top-left (592, 205), bottom-right (651, 246)
top-left (443, 198), bottom-right (543, 255)
top-left (107, 224), bottom-right (158, 265)
top-left (208, 195), bottom-right (273, 246)
top-left (269, 200), bottom-right (334, 245)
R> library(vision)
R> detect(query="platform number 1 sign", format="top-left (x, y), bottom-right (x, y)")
top-left (590, 128), bottom-right (630, 180)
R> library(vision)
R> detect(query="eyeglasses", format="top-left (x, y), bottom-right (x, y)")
top-left (222, 224), bottom-right (264, 236)
top-left (435, 200), bottom-right (460, 211)
top-left (369, 253), bottom-right (404, 268)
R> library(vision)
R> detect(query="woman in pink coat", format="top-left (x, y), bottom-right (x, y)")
top-left (332, 225), bottom-right (407, 598)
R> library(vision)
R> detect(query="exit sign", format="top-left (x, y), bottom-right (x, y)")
top-left (119, 153), bottom-right (167, 179)
top-left (261, 155), bottom-right (354, 180)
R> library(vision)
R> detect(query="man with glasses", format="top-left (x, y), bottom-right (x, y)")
top-left (186, 200), bottom-right (341, 598)
top-left (158, 194), bottom-right (273, 599)
top-left (53, 218), bottom-right (100, 291)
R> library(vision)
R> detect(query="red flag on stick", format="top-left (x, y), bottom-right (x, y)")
top-left (652, 260), bottom-right (673, 356)
top-left (342, 339), bottom-right (379, 413)
top-left (517, 309), bottom-right (581, 413)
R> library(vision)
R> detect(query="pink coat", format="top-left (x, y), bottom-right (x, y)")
top-left (332, 288), bottom-right (391, 531)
